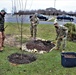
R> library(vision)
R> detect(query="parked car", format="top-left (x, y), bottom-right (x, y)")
top-left (57, 15), bottom-right (74, 21)
top-left (29, 14), bottom-right (49, 21)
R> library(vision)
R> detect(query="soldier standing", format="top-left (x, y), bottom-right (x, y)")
top-left (54, 20), bottom-right (68, 51)
top-left (30, 13), bottom-right (39, 39)
top-left (0, 10), bottom-right (6, 52)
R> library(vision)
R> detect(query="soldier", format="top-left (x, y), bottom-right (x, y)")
top-left (30, 13), bottom-right (39, 39)
top-left (54, 20), bottom-right (68, 51)
top-left (0, 10), bottom-right (6, 52)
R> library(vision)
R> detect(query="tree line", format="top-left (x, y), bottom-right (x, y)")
top-left (14, 7), bottom-right (76, 16)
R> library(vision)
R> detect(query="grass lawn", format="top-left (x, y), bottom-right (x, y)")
top-left (0, 22), bottom-right (76, 75)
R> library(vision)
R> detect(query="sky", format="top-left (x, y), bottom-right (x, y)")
top-left (0, 0), bottom-right (76, 13)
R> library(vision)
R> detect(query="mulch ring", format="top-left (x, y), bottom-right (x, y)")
top-left (26, 40), bottom-right (55, 52)
top-left (8, 53), bottom-right (37, 64)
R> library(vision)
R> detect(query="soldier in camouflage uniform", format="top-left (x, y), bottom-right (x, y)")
top-left (0, 10), bottom-right (6, 52)
top-left (30, 13), bottom-right (39, 39)
top-left (54, 20), bottom-right (68, 51)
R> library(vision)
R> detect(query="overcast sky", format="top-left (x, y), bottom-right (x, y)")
top-left (0, 0), bottom-right (76, 13)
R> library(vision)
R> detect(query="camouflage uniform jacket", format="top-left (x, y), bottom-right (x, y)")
top-left (0, 13), bottom-right (5, 31)
top-left (56, 25), bottom-right (68, 40)
top-left (30, 16), bottom-right (39, 26)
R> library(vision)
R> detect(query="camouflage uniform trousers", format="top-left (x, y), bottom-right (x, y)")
top-left (30, 24), bottom-right (37, 39)
top-left (56, 36), bottom-right (67, 50)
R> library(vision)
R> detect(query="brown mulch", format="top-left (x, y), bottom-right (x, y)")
top-left (7, 39), bottom-right (55, 64)
top-left (26, 40), bottom-right (55, 52)
top-left (8, 53), bottom-right (37, 64)
top-left (6, 34), bottom-right (55, 64)
top-left (4, 34), bottom-right (55, 52)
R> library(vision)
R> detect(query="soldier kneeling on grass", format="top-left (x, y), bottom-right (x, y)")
top-left (54, 19), bottom-right (68, 51)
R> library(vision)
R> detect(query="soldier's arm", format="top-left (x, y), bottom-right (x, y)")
top-left (55, 29), bottom-right (59, 40)
top-left (37, 18), bottom-right (39, 24)
top-left (63, 27), bottom-right (68, 37)
top-left (64, 29), bottom-right (68, 37)
top-left (35, 18), bottom-right (39, 25)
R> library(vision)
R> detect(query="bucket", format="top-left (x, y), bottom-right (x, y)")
top-left (61, 52), bottom-right (76, 67)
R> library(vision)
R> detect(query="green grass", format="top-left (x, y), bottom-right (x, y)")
top-left (0, 22), bottom-right (76, 75)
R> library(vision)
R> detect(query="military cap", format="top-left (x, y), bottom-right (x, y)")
top-left (1, 10), bottom-right (6, 14)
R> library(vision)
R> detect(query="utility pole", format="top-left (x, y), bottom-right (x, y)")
top-left (54, 0), bottom-right (56, 8)
top-left (53, 0), bottom-right (56, 21)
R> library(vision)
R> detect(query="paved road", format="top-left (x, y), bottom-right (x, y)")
top-left (5, 14), bottom-right (76, 25)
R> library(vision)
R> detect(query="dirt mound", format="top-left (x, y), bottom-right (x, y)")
top-left (26, 40), bottom-right (55, 52)
top-left (8, 53), bottom-right (37, 64)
